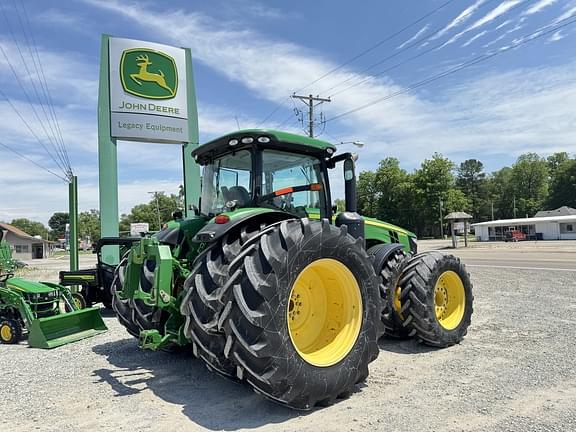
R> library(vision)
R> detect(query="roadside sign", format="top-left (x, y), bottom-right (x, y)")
top-left (130, 223), bottom-right (149, 237)
top-left (108, 37), bottom-right (189, 143)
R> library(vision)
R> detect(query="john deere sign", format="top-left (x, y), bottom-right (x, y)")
top-left (109, 37), bottom-right (189, 143)
top-left (120, 49), bottom-right (177, 99)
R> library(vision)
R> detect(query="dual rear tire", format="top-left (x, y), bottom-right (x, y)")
top-left (182, 218), bottom-right (383, 409)
top-left (373, 248), bottom-right (473, 347)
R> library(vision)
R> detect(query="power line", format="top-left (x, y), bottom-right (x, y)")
top-left (326, 15), bottom-right (576, 123)
top-left (255, 0), bottom-right (457, 127)
top-left (18, 0), bottom-right (72, 174)
top-left (0, 140), bottom-right (67, 182)
top-left (294, 0), bottom-right (458, 95)
top-left (0, 88), bottom-right (68, 176)
top-left (0, 3), bottom-right (68, 173)
top-left (321, 0), bottom-right (506, 97)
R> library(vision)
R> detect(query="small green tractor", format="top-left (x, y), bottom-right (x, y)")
top-left (0, 231), bottom-right (107, 348)
top-left (112, 129), bottom-right (473, 409)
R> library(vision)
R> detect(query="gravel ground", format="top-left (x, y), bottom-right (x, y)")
top-left (1, 261), bottom-right (575, 431)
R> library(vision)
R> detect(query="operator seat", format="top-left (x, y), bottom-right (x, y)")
top-left (228, 186), bottom-right (251, 207)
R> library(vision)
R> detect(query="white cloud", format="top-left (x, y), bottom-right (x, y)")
top-left (555, 4), bottom-right (576, 22)
top-left (462, 30), bottom-right (489, 47)
top-left (397, 24), bottom-right (429, 49)
top-left (445, 0), bottom-right (524, 46)
top-left (430, 0), bottom-right (487, 41)
top-left (523, 0), bottom-right (558, 15)
top-left (547, 30), bottom-right (565, 41)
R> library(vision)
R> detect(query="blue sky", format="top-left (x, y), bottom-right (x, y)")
top-left (1, 0), bottom-right (575, 224)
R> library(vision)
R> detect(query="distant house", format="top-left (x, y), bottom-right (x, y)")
top-left (472, 215), bottom-right (576, 241)
top-left (534, 206), bottom-right (576, 218)
top-left (0, 223), bottom-right (54, 260)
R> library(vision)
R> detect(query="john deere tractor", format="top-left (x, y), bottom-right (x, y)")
top-left (112, 129), bottom-right (473, 409)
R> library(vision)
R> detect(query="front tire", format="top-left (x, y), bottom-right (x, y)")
top-left (399, 252), bottom-right (473, 347)
top-left (221, 219), bottom-right (382, 409)
top-left (111, 257), bottom-right (141, 338)
top-left (0, 319), bottom-right (22, 344)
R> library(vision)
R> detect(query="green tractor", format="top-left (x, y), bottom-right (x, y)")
top-left (0, 276), bottom-right (107, 348)
top-left (0, 231), bottom-right (107, 348)
top-left (112, 129), bottom-right (473, 409)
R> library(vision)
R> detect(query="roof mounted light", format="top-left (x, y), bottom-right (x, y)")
top-left (241, 137), bottom-right (254, 144)
top-left (229, 138), bottom-right (239, 146)
top-left (326, 148), bottom-right (334, 155)
top-left (257, 136), bottom-right (271, 143)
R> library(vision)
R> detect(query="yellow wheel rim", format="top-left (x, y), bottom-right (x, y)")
top-left (287, 258), bottom-right (363, 367)
top-left (393, 286), bottom-right (402, 314)
top-left (73, 296), bottom-right (83, 310)
top-left (1, 324), bottom-right (12, 341)
top-left (434, 271), bottom-right (466, 330)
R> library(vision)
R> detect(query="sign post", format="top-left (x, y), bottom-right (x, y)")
top-left (97, 35), bottom-right (200, 264)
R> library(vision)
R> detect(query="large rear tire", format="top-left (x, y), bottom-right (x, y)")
top-left (399, 252), bottom-right (473, 347)
top-left (181, 224), bottom-right (263, 378)
top-left (221, 219), bottom-right (382, 409)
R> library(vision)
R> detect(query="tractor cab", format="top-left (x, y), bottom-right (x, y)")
top-left (194, 129), bottom-right (357, 223)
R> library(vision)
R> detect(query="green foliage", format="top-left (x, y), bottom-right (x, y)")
top-left (547, 158), bottom-right (576, 209)
top-left (456, 159), bottom-right (488, 220)
top-left (9, 218), bottom-right (49, 238)
top-left (356, 151), bottom-right (572, 238)
top-left (79, 209), bottom-right (101, 243)
top-left (48, 212), bottom-right (69, 239)
top-left (120, 192), bottom-right (181, 232)
top-left (510, 153), bottom-right (549, 217)
top-left (333, 198), bottom-right (346, 212)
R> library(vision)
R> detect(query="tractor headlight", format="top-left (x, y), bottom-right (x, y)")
top-left (229, 138), bottom-right (239, 146)
top-left (241, 137), bottom-right (254, 144)
top-left (257, 136), bottom-right (270, 143)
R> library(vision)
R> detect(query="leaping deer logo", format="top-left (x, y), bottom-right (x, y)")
top-left (130, 54), bottom-right (175, 97)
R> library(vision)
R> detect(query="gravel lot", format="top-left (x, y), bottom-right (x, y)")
top-left (1, 255), bottom-right (575, 431)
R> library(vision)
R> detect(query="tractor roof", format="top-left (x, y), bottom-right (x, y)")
top-left (193, 129), bottom-right (337, 164)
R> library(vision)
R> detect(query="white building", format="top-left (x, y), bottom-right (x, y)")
top-left (472, 215), bottom-right (576, 241)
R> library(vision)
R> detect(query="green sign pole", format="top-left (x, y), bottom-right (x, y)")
top-left (183, 47), bottom-right (200, 215)
top-left (98, 34), bottom-right (119, 264)
top-left (69, 175), bottom-right (79, 273)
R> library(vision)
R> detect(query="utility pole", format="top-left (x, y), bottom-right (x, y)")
top-left (491, 202), bottom-right (495, 221)
top-left (513, 195), bottom-right (517, 218)
top-left (439, 198), bottom-right (444, 239)
top-left (291, 93), bottom-right (331, 138)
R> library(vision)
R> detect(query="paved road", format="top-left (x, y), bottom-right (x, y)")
top-left (445, 248), bottom-right (576, 271)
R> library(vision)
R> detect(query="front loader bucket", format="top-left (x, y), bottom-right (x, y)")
top-left (27, 307), bottom-right (107, 349)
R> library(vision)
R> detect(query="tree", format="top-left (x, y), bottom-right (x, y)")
top-left (547, 152), bottom-right (569, 176)
top-left (456, 159), bottom-right (487, 220)
top-left (120, 192), bottom-right (181, 232)
top-left (10, 218), bottom-right (49, 238)
top-left (79, 209), bottom-right (101, 243)
top-left (547, 157), bottom-right (576, 209)
top-left (333, 198), bottom-right (346, 212)
top-left (510, 153), bottom-right (549, 217)
top-left (48, 212), bottom-right (69, 239)
top-left (357, 171), bottom-right (379, 217)
top-left (487, 167), bottom-right (514, 219)
top-left (373, 157), bottom-right (411, 225)
top-left (413, 153), bottom-right (458, 236)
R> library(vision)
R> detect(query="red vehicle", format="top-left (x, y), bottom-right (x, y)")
top-left (504, 230), bottom-right (527, 242)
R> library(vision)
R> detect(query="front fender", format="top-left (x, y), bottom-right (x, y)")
top-left (193, 209), bottom-right (294, 243)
